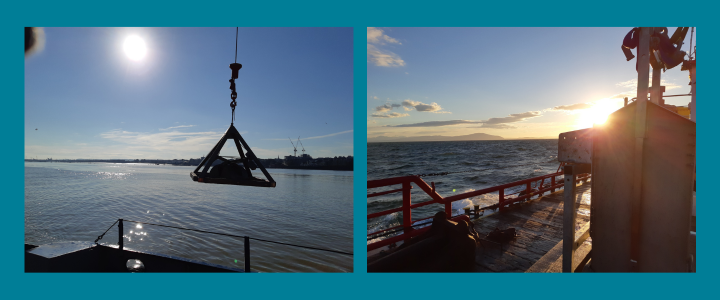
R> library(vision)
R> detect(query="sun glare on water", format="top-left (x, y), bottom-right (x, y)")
top-left (123, 35), bottom-right (147, 61)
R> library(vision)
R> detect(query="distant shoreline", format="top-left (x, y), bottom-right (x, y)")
top-left (367, 138), bottom-right (558, 143)
top-left (24, 160), bottom-right (353, 171)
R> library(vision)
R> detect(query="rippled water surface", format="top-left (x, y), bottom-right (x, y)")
top-left (25, 162), bottom-right (353, 272)
top-left (367, 140), bottom-right (561, 236)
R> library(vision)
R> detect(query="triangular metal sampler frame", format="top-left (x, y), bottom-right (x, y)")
top-left (190, 124), bottom-right (276, 187)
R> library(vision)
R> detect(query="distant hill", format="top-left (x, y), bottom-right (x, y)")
top-left (368, 132), bottom-right (504, 143)
top-left (512, 136), bottom-right (558, 140)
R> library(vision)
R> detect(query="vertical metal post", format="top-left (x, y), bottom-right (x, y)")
top-left (630, 27), bottom-right (651, 271)
top-left (118, 219), bottom-right (124, 250)
top-left (402, 182), bottom-right (412, 234)
top-left (563, 165), bottom-right (577, 272)
top-left (526, 182), bottom-right (532, 200)
top-left (551, 176), bottom-right (556, 192)
top-left (650, 63), bottom-right (662, 104)
top-left (499, 188), bottom-right (505, 212)
top-left (624, 97), bottom-right (629, 107)
top-left (637, 27), bottom-right (651, 103)
top-left (244, 236), bottom-right (251, 273)
top-left (688, 63), bottom-right (696, 122)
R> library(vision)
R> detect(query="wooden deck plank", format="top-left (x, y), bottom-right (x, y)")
top-left (472, 182), bottom-right (592, 272)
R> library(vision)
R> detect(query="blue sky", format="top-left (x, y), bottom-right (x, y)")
top-left (25, 27), bottom-right (353, 159)
top-left (367, 27), bottom-right (696, 140)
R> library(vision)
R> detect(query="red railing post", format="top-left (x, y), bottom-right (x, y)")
top-left (499, 188), bottom-right (505, 212)
top-left (367, 170), bottom-right (589, 251)
top-left (526, 182), bottom-right (532, 199)
top-left (402, 181), bottom-right (412, 234)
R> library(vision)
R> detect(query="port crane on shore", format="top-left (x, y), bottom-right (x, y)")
top-left (297, 136), bottom-right (306, 156)
top-left (289, 137), bottom-right (298, 157)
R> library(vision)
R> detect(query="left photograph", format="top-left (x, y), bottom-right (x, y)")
top-left (24, 27), bottom-right (354, 272)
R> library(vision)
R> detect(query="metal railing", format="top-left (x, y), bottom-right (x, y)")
top-left (95, 219), bottom-right (353, 272)
top-left (367, 168), bottom-right (591, 252)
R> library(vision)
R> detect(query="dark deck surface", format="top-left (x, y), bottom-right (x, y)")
top-left (471, 181), bottom-right (592, 272)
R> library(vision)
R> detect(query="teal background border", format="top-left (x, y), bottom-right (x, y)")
top-left (3, 1), bottom-right (717, 298)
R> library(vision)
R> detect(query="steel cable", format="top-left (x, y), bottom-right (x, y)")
top-left (94, 219), bottom-right (119, 243)
top-left (121, 219), bottom-right (353, 256)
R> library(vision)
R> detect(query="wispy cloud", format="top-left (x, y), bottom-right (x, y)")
top-left (388, 110), bottom-right (541, 128)
top-left (367, 28), bottom-right (405, 67)
top-left (367, 27), bottom-right (401, 45)
top-left (483, 111), bottom-right (542, 125)
top-left (160, 125), bottom-right (196, 131)
top-left (616, 79), bottom-right (638, 89)
top-left (303, 130), bottom-right (353, 140)
top-left (479, 123), bottom-right (516, 129)
top-left (616, 77), bottom-right (682, 91)
top-left (100, 129), bottom-right (220, 153)
top-left (368, 44), bottom-right (405, 67)
top-left (390, 120), bottom-right (482, 127)
top-left (265, 130), bottom-right (353, 141)
top-left (372, 112), bottom-right (410, 118)
top-left (550, 103), bottom-right (593, 111)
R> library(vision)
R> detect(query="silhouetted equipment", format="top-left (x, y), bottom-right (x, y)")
top-left (191, 28), bottom-right (276, 188)
top-left (368, 212), bottom-right (480, 272)
top-left (229, 62), bottom-right (242, 124)
top-left (622, 27), bottom-right (689, 71)
top-left (191, 124), bottom-right (275, 187)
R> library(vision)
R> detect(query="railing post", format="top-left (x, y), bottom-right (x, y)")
top-left (118, 219), bottom-right (124, 250)
top-left (244, 236), bottom-right (251, 273)
top-left (563, 165), bottom-right (576, 272)
top-left (526, 182), bottom-right (532, 200)
top-left (551, 176), bottom-right (556, 192)
top-left (402, 182), bottom-right (412, 234)
top-left (499, 188), bottom-right (505, 213)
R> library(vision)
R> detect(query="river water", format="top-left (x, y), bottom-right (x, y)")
top-left (25, 162), bottom-right (353, 272)
top-left (367, 140), bottom-right (564, 239)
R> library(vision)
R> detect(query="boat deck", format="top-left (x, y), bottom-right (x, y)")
top-left (471, 181), bottom-right (592, 272)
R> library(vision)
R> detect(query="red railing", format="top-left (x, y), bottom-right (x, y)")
top-left (367, 169), bottom-right (591, 251)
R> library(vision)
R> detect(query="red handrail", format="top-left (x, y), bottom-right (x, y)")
top-left (367, 170), bottom-right (590, 251)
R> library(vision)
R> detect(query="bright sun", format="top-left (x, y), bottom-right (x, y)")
top-left (123, 35), bottom-right (147, 61)
top-left (576, 99), bottom-right (619, 128)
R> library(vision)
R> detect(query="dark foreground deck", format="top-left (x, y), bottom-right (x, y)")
top-left (472, 182), bottom-right (592, 272)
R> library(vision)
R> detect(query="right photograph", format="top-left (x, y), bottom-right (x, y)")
top-left (366, 27), bottom-right (696, 273)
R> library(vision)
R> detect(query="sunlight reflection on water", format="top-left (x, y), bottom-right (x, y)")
top-left (25, 162), bottom-right (353, 272)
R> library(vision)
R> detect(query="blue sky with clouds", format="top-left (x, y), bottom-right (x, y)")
top-left (367, 27), bottom-right (696, 140)
top-left (25, 27), bottom-right (353, 159)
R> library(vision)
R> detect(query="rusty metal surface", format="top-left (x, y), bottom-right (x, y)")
top-left (558, 128), bottom-right (593, 164)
